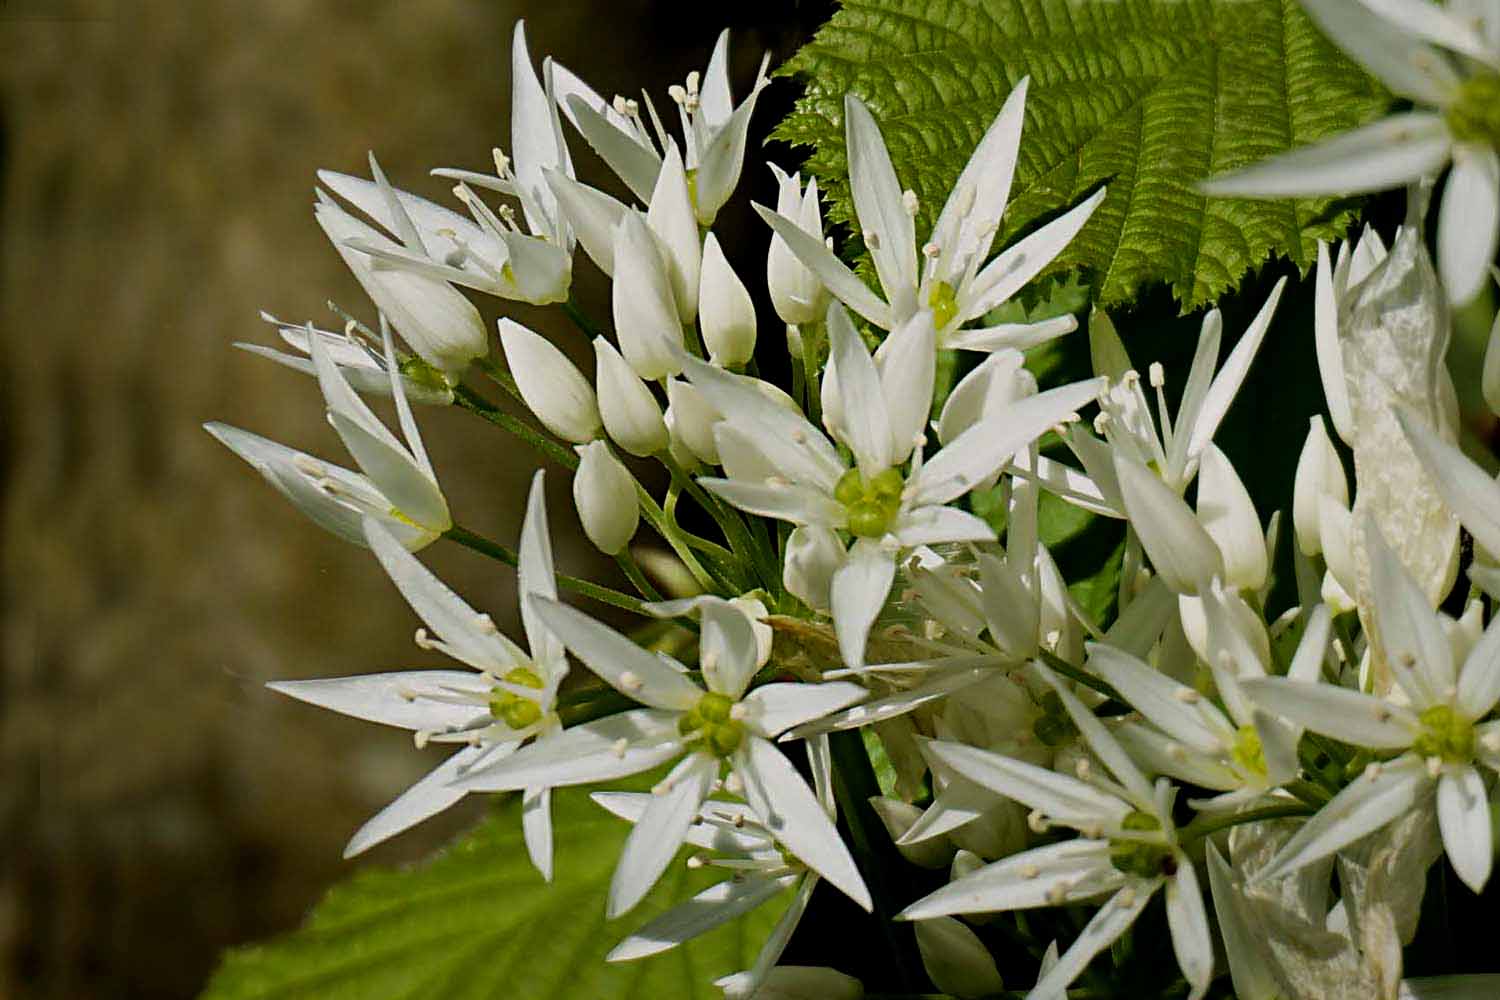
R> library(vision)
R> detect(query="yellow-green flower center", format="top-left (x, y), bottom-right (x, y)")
top-left (1230, 724), bottom-right (1266, 777)
top-left (398, 355), bottom-right (453, 395)
top-left (678, 691), bottom-right (744, 758)
top-left (834, 467), bottom-right (905, 539)
top-left (489, 666), bottom-right (546, 730)
top-left (1032, 690), bottom-right (1078, 747)
top-left (1412, 704), bottom-right (1474, 764)
top-left (1446, 74), bottom-right (1500, 148)
top-left (1109, 811), bottom-right (1176, 878)
top-left (927, 280), bottom-right (959, 330)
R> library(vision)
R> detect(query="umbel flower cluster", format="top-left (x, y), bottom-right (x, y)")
top-left (210, 3), bottom-right (1500, 998)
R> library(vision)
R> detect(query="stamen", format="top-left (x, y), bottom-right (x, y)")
top-left (1426, 756), bottom-right (1444, 778)
top-left (901, 190), bottom-right (919, 216)
top-left (414, 628), bottom-right (436, 650)
top-left (724, 771), bottom-right (745, 795)
top-left (1020, 863), bottom-right (1040, 879)
top-left (1117, 887), bottom-right (1138, 908)
top-left (863, 229), bottom-right (881, 251)
top-left (1027, 809), bottom-right (1050, 834)
top-left (1173, 688), bottom-right (1201, 704)
top-left (922, 241), bottom-right (940, 259)
top-left (619, 671), bottom-right (644, 692)
top-left (686, 854), bottom-right (706, 869)
top-left (491, 148), bottom-right (511, 177)
top-left (473, 614), bottom-right (498, 634)
top-left (292, 454), bottom-right (325, 477)
top-left (1364, 762), bottom-right (1383, 780)
top-left (1148, 363), bottom-right (1165, 388)
top-left (611, 737), bottom-right (629, 758)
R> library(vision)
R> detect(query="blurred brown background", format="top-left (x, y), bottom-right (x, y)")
top-left (0, 2), bottom-right (826, 996)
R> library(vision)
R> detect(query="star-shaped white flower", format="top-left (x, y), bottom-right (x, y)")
top-left (206, 321), bottom-right (450, 550)
top-left (449, 595), bottom-right (872, 918)
top-left (899, 663), bottom-right (1213, 1000)
top-left (756, 79), bottom-right (1106, 349)
top-left (1201, 0), bottom-right (1500, 304)
top-left (1242, 520), bottom-right (1500, 892)
top-left (686, 301), bottom-right (1104, 667)
top-left (265, 472), bottom-right (569, 876)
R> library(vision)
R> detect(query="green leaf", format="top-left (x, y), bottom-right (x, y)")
top-left (774, 0), bottom-right (1389, 311)
top-left (201, 776), bottom-right (786, 1000)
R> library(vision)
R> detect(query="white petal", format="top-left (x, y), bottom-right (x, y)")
top-left (827, 303), bottom-right (894, 474)
top-left (1458, 615), bottom-right (1500, 720)
top-left (1241, 677), bottom-right (1417, 748)
top-left (929, 78), bottom-right (1028, 281)
top-left (562, 95), bottom-right (661, 204)
top-left (1086, 644), bottom-right (1230, 753)
top-left (1398, 407), bottom-right (1500, 558)
top-left (530, 596), bottom-right (702, 710)
top-left (1299, 0), bottom-right (1460, 103)
top-left (731, 877), bottom-right (821, 994)
top-left (914, 917), bottom-right (1006, 998)
top-left (894, 505), bottom-right (997, 547)
top-left (510, 23), bottom-right (565, 237)
top-left (1367, 519), bottom-right (1456, 703)
top-left (1196, 444), bottom-right (1266, 591)
top-left (1437, 765), bottom-right (1493, 892)
top-left (364, 519), bottom-right (528, 668)
top-left (1114, 723), bottom-right (1239, 790)
top-left (878, 310), bottom-right (938, 464)
top-left (743, 681), bottom-right (869, 739)
top-left (699, 597), bottom-right (763, 700)
top-left (591, 792), bottom-right (770, 855)
top-left (1029, 883), bottom-right (1160, 999)
top-left (1165, 856), bottom-right (1214, 999)
top-left (1289, 603), bottom-right (1334, 684)
top-left (1163, 311), bottom-right (1223, 479)
top-left (607, 873), bottom-right (797, 961)
top-left (267, 670), bottom-right (486, 732)
top-left (829, 539), bottom-right (897, 669)
top-left (1113, 454), bottom-right (1223, 596)
top-left (451, 708), bottom-right (683, 791)
top-left (522, 784), bottom-right (554, 881)
top-left (1199, 113), bottom-right (1451, 198)
top-left (699, 231), bottom-right (758, 367)
top-left (1356, 0), bottom-right (1500, 64)
top-left (1253, 755), bottom-right (1429, 883)
top-left (919, 739), bottom-right (1130, 829)
top-left (783, 523), bottom-right (848, 613)
top-left (737, 735), bottom-right (873, 910)
top-left (1438, 147), bottom-right (1500, 305)
top-left (544, 168), bottom-right (626, 276)
top-left (845, 94), bottom-right (917, 319)
top-left (1204, 844), bottom-right (1281, 1000)
top-left (912, 378), bottom-right (1106, 506)
top-left (937, 349), bottom-right (1027, 445)
top-left (594, 336), bottom-right (668, 458)
top-left (898, 839), bottom-right (1122, 918)
top-left (611, 214), bottom-right (683, 380)
top-left (646, 143), bottom-right (702, 320)
top-left (699, 477), bottom-right (844, 527)
top-left (964, 188), bottom-right (1107, 322)
top-left (608, 752), bottom-right (717, 917)
top-left (941, 315), bottom-right (1077, 354)
top-left (786, 667), bottom-right (990, 739)
top-left (344, 745), bottom-right (488, 857)
top-left (517, 469), bottom-right (564, 671)
top-left (1315, 246), bottom-right (1355, 444)
top-left (1035, 662), bottom-right (1154, 803)
top-left (754, 203), bottom-right (891, 328)
top-left (1185, 277), bottom-right (1285, 463)
top-left (694, 64), bottom-right (768, 225)
top-left (329, 409), bottom-right (448, 532)
top-left (1100, 577), bottom-right (1175, 658)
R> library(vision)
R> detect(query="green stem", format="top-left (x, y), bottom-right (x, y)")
top-left (1178, 803), bottom-right (1315, 843)
top-left (615, 553), bottom-right (664, 603)
top-left (474, 356), bottom-right (524, 403)
top-left (1036, 649), bottom-right (1126, 705)
top-left (661, 453), bottom-right (773, 590)
top-left (802, 319), bottom-right (823, 425)
top-left (563, 293), bottom-right (606, 340)
top-left (452, 384), bottom-right (579, 470)
top-left (444, 524), bottom-right (649, 616)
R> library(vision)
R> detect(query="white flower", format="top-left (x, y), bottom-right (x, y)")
top-left (314, 166), bottom-right (490, 376)
top-left (206, 324), bottom-right (450, 549)
top-left (898, 663), bottom-right (1213, 1000)
top-left (755, 80), bottom-right (1105, 347)
top-left (1201, 0), bottom-right (1500, 304)
top-left (265, 473), bottom-right (568, 876)
top-left (766, 166), bottom-right (830, 327)
top-left (238, 312), bottom-right (455, 406)
top-left (688, 302), bottom-right (1105, 666)
top-left (594, 336), bottom-right (667, 457)
top-left (664, 377), bottom-right (722, 467)
top-left (1195, 444), bottom-right (1267, 592)
top-left (498, 318), bottom-right (601, 444)
top-left (1242, 521), bottom-right (1500, 892)
top-left (700, 231), bottom-right (758, 368)
top-left (1399, 405), bottom-right (1500, 595)
top-left (914, 916), bottom-right (1005, 998)
top-left (1292, 415), bottom-right (1349, 556)
top-left (449, 596), bottom-right (871, 917)
top-left (573, 440), bottom-right (639, 555)
top-left (553, 30), bottom-right (770, 226)
top-left (612, 212), bottom-right (686, 380)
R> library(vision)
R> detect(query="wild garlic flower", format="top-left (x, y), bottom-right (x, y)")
top-left (553, 29), bottom-right (770, 226)
top-left (206, 325), bottom-right (450, 550)
top-left (450, 596), bottom-right (872, 917)
top-left (766, 165), bottom-right (831, 327)
top-left (239, 312), bottom-right (455, 405)
top-left (901, 663), bottom-right (1213, 1000)
top-left (756, 79), bottom-right (1105, 350)
top-left (688, 302), bottom-right (1105, 666)
top-left (1243, 522), bottom-right (1500, 892)
top-left (1201, 0), bottom-right (1500, 304)
top-left (266, 473), bottom-right (569, 876)
top-left (597, 735), bottom-right (837, 1000)
top-left (1400, 405), bottom-right (1500, 597)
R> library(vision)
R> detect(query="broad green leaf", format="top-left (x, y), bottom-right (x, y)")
top-left (201, 776), bottom-right (787, 1000)
top-left (775, 0), bottom-right (1389, 310)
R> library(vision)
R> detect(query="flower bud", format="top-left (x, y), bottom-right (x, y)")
top-left (573, 440), bottom-right (638, 554)
top-left (766, 167), bottom-right (829, 326)
top-left (1196, 444), bottom-right (1266, 591)
top-left (664, 378), bottom-right (722, 466)
top-left (914, 917), bottom-right (1005, 999)
top-left (699, 232), bottom-right (757, 368)
top-left (646, 143), bottom-right (700, 323)
top-left (783, 524), bottom-right (846, 612)
top-left (1319, 493), bottom-right (1358, 603)
top-left (612, 214), bottom-right (684, 380)
top-left (1114, 454), bottom-right (1223, 596)
top-left (935, 349), bottom-right (1035, 446)
top-left (870, 797), bottom-right (956, 869)
top-left (1484, 297), bottom-right (1500, 418)
top-left (1293, 416), bottom-right (1348, 556)
top-left (498, 319), bottom-right (601, 443)
top-left (316, 202), bottom-right (488, 375)
top-left (593, 337), bottom-right (667, 456)
top-left (719, 967), bottom-right (864, 1000)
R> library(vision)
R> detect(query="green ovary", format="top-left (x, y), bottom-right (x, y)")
top-left (1109, 811), bottom-right (1176, 878)
top-left (398, 356), bottom-right (453, 394)
top-left (678, 691), bottom-right (744, 757)
top-left (1032, 690), bottom-right (1078, 747)
top-left (1230, 724), bottom-right (1267, 777)
top-left (835, 467), bottom-right (904, 539)
top-left (1447, 74), bottom-right (1500, 148)
top-left (1412, 704), bottom-right (1474, 764)
top-left (927, 280), bottom-right (959, 330)
top-left (489, 666), bottom-right (545, 730)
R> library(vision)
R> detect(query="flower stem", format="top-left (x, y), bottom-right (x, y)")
top-left (1036, 649), bottom-right (1126, 705)
top-left (562, 293), bottom-right (607, 340)
top-left (443, 524), bottom-right (650, 616)
top-left (451, 383), bottom-right (579, 471)
top-left (1178, 802), bottom-right (1315, 844)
